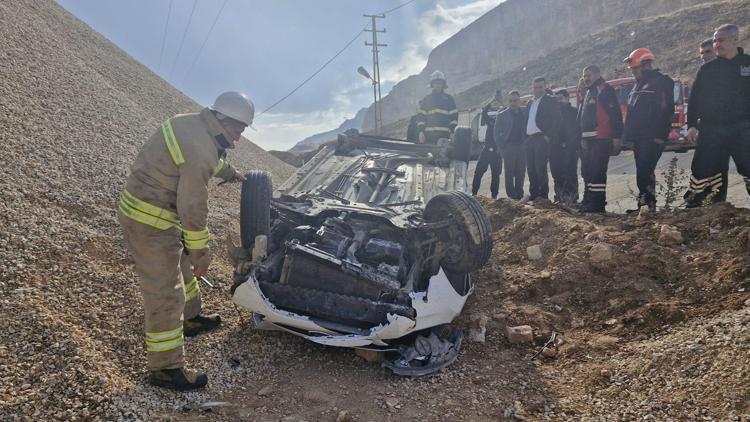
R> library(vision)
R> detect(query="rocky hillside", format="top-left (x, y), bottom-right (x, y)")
top-left (456, 0), bottom-right (750, 110)
top-left (361, 0), bottom-right (716, 130)
top-left (2, 1), bottom-right (749, 420)
top-left (0, 0), bottom-right (293, 419)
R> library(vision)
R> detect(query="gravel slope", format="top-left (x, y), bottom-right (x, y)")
top-left (1, 1), bottom-right (748, 421)
top-left (0, 1), bottom-right (292, 419)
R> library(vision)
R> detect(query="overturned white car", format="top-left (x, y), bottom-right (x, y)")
top-left (231, 128), bottom-right (493, 375)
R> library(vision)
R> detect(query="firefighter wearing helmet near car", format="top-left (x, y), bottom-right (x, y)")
top-left (118, 91), bottom-right (253, 390)
top-left (416, 70), bottom-right (459, 145)
top-left (622, 48), bottom-right (675, 213)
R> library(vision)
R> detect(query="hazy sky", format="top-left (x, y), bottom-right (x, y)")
top-left (56, 0), bottom-right (501, 150)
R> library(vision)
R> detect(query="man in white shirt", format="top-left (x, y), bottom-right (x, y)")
top-left (524, 77), bottom-right (561, 201)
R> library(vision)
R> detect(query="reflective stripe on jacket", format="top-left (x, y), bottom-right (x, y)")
top-left (578, 78), bottom-right (623, 140)
top-left (415, 92), bottom-right (459, 136)
top-left (120, 108), bottom-right (238, 254)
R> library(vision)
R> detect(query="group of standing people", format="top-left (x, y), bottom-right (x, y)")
top-left (471, 23), bottom-right (750, 213)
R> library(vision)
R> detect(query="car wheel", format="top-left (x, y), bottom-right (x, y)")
top-left (240, 170), bottom-right (272, 249)
top-left (449, 126), bottom-right (472, 162)
top-left (423, 191), bottom-right (493, 273)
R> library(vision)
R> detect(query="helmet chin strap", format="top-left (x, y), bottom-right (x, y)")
top-left (214, 133), bottom-right (232, 150)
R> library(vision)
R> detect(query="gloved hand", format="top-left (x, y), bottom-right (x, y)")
top-left (419, 131), bottom-right (427, 144)
top-left (227, 169), bottom-right (246, 183)
top-left (189, 248), bottom-right (211, 278)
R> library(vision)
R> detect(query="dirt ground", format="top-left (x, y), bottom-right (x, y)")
top-left (2, 1), bottom-right (749, 421)
top-left (106, 199), bottom-right (749, 421)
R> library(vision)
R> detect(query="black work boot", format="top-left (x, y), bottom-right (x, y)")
top-left (578, 202), bottom-right (605, 214)
top-left (148, 367), bottom-right (208, 391)
top-left (184, 314), bottom-right (221, 337)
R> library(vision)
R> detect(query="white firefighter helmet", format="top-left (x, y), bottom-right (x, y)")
top-left (429, 70), bottom-right (447, 87)
top-left (210, 91), bottom-right (255, 126)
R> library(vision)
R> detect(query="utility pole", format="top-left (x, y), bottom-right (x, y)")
top-left (364, 14), bottom-right (386, 134)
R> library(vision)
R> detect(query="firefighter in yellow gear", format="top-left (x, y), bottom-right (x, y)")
top-left (118, 91), bottom-right (253, 390)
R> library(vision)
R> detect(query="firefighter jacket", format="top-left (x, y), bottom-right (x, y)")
top-left (623, 69), bottom-right (674, 141)
top-left (688, 47), bottom-right (750, 128)
top-left (578, 78), bottom-right (623, 140)
top-left (118, 108), bottom-right (240, 267)
top-left (416, 91), bottom-right (459, 143)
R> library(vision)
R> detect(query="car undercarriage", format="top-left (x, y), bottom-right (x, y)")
top-left (231, 129), bottom-right (493, 375)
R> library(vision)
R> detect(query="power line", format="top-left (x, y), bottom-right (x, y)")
top-left (157, 0), bottom-right (174, 72)
top-left (379, 0), bottom-right (420, 15)
top-left (168, 0), bottom-right (198, 79)
top-left (258, 25), bottom-right (368, 116)
top-left (181, 0), bottom-right (230, 85)
top-left (258, 0), bottom-right (421, 117)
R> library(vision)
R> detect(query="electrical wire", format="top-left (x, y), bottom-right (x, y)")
top-left (156, 0), bottom-right (174, 72)
top-left (379, 0), bottom-right (420, 15)
top-left (258, 25), bottom-right (368, 116)
top-left (258, 0), bottom-right (423, 116)
top-left (168, 0), bottom-right (198, 79)
top-left (181, 0), bottom-right (230, 84)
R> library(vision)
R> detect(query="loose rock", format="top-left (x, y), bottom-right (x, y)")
top-left (336, 410), bottom-right (353, 422)
top-left (258, 385), bottom-right (274, 397)
top-left (658, 225), bottom-right (683, 245)
top-left (506, 325), bottom-right (534, 344)
top-left (527, 245), bottom-right (543, 261)
top-left (589, 243), bottom-right (613, 264)
top-left (354, 349), bottom-right (385, 363)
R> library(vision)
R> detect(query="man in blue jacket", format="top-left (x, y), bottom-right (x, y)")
top-left (622, 48), bottom-right (675, 212)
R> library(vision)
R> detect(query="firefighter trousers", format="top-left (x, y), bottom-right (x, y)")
top-left (471, 146), bottom-right (502, 198)
top-left (501, 143), bottom-right (526, 200)
top-left (581, 138), bottom-right (612, 207)
top-left (524, 134), bottom-right (550, 200)
top-left (633, 138), bottom-right (665, 207)
top-left (119, 215), bottom-right (203, 371)
top-left (549, 143), bottom-right (579, 204)
top-left (685, 123), bottom-right (750, 207)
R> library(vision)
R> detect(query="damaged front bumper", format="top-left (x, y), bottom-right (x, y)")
top-left (231, 267), bottom-right (471, 349)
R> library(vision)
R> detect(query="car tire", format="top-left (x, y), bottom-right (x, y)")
top-left (240, 170), bottom-right (272, 249)
top-left (450, 126), bottom-right (472, 162)
top-left (423, 191), bottom-right (493, 273)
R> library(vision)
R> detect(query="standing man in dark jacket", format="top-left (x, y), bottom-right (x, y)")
top-left (577, 65), bottom-right (624, 213)
top-left (472, 90), bottom-right (505, 198)
top-left (693, 38), bottom-right (728, 202)
top-left (494, 90), bottom-right (527, 199)
top-left (416, 70), bottom-right (459, 145)
top-left (684, 24), bottom-right (750, 207)
top-left (622, 48), bottom-right (675, 212)
top-left (550, 89), bottom-right (581, 205)
top-left (524, 77), bottom-right (561, 201)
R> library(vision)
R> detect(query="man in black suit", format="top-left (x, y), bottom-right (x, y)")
top-left (494, 91), bottom-right (527, 199)
top-left (524, 77), bottom-right (561, 201)
top-left (471, 90), bottom-right (505, 198)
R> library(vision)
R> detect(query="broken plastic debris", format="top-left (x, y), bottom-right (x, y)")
top-left (382, 328), bottom-right (463, 376)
